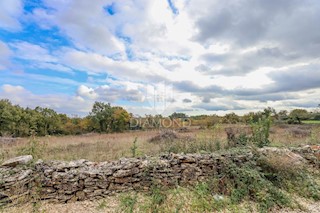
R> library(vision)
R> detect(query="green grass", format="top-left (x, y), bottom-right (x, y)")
top-left (302, 120), bottom-right (320, 124)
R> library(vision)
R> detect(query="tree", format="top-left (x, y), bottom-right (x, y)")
top-left (0, 99), bottom-right (16, 136)
top-left (278, 110), bottom-right (288, 117)
top-left (90, 102), bottom-right (113, 133)
top-left (263, 107), bottom-right (277, 117)
top-left (169, 112), bottom-right (187, 119)
top-left (288, 109), bottom-right (310, 124)
top-left (34, 107), bottom-right (60, 135)
top-left (111, 107), bottom-right (131, 132)
top-left (222, 113), bottom-right (240, 124)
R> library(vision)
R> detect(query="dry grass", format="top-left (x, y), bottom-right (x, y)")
top-left (269, 124), bottom-right (320, 147)
top-left (1, 124), bottom-right (319, 163)
top-left (2, 190), bottom-right (320, 213)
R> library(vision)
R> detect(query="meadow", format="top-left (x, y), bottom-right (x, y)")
top-left (1, 123), bottom-right (320, 213)
top-left (1, 124), bottom-right (320, 163)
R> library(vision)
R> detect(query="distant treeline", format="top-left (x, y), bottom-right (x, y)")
top-left (0, 99), bottom-right (319, 137)
top-left (0, 99), bottom-right (131, 137)
top-left (184, 107), bottom-right (320, 128)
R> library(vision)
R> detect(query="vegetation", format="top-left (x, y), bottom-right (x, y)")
top-left (1, 98), bottom-right (320, 138)
top-left (0, 99), bottom-right (131, 137)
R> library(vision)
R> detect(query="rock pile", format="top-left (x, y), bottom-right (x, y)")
top-left (291, 145), bottom-right (320, 167)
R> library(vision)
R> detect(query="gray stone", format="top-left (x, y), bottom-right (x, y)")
top-left (113, 168), bottom-right (140, 178)
top-left (1, 155), bottom-right (33, 167)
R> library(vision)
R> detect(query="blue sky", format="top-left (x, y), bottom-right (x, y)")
top-left (0, 0), bottom-right (320, 116)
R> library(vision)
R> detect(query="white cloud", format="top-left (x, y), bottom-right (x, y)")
top-left (61, 49), bottom-right (170, 82)
top-left (33, 0), bottom-right (125, 55)
top-left (1, 0), bottom-right (320, 115)
top-left (77, 79), bottom-right (145, 103)
top-left (77, 85), bottom-right (98, 99)
top-left (0, 41), bottom-right (12, 70)
top-left (35, 62), bottom-right (74, 74)
top-left (0, 0), bottom-right (23, 31)
top-left (0, 84), bottom-right (93, 115)
top-left (10, 41), bottom-right (57, 62)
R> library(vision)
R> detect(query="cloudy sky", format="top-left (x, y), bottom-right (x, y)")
top-left (0, 0), bottom-right (320, 116)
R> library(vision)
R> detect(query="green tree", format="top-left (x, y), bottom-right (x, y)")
top-left (34, 107), bottom-right (60, 135)
top-left (169, 112), bottom-right (187, 119)
top-left (111, 106), bottom-right (131, 132)
top-left (288, 109), bottom-right (310, 124)
top-left (90, 102), bottom-right (113, 132)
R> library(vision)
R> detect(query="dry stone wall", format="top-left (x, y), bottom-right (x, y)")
top-left (1, 145), bottom-right (319, 205)
top-left (0, 151), bottom-right (253, 204)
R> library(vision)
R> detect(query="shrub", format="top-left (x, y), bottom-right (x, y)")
top-left (225, 127), bottom-right (250, 148)
top-left (250, 115), bottom-right (272, 147)
top-left (258, 153), bottom-right (320, 201)
top-left (18, 136), bottom-right (47, 160)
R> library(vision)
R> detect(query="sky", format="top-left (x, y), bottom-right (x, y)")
top-left (0, 0), bottom-right (320, 116)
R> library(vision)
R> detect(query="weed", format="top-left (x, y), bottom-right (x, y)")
top-left (18, 136), bottom-right (47, 161)
top-left (250, 115), bottom-right (272, 147)
top-left (225, 127), bottom-right (250, 148)
top-left (191, 182), bottom-right (229, 212)
top-left (214, 139), bottom-right (221, 150)
top-left (119, 193), bottom-right (138, 213)
top-left (150, 185), bottom-right (167, 208)
top-left (130, 137), bottom-right (138, 158)
top-left (307, 126), bottom-right (320, 144)
top-left (159, 136), bottom-right (224, 154)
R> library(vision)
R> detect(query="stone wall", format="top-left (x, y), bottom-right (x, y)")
top-left (0, 151), bottom-right (253, 204)
top-left (1, 145), bottom-right (319, 205)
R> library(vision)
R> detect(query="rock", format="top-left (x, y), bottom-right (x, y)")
top-left (113, 168), bottom-right (140, 178)
top-left (310, 145), bottom-right (320, 151)
top-left (0, 193), bottom-right (11, 206)
top-left (1, 155), bottom-right (33, 167)
top-left (17, 169), bottom-right (33, 181)
top-left (258, 147), bottom-right (305, 166)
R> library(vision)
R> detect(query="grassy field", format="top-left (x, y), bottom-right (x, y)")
top-left (1, 123), bottom-right (320, 213)
top-left (1, 124), bottom-right (320, 163)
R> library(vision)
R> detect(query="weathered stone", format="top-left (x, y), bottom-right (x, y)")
top-left (1, 155), bottom-right (33, 167)
top-left (75, 190), bottom-right (85, 200)
top-left (114, 177), bottom-right (140, 184)
top-left (17, 169), bottom-right (33, 181)
top-left (113, 168), bottom-right (140, 178)
top-left (179, 155), bottom-right (196, 163)
top-left (259, 147), bottom-right (305, 165)
top-left (0, 193), bottom-right (11, 205)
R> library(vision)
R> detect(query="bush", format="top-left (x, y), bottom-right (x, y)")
top-left (258, 153), bottom-right (320, 201)
top-left (18, 136), bottom-right (47, 160)
top-left (221, 161), bottom-right (292, 212)
top-left (225, 127), bottom-right (250, 148)
top-left (250, 116), bottom-right (272, 147)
